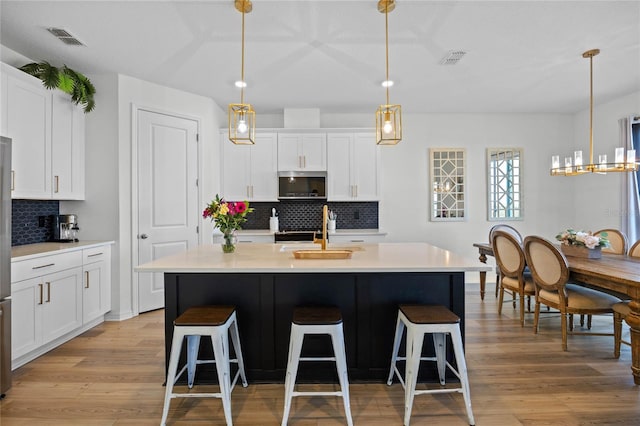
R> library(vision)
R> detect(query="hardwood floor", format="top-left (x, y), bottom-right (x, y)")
top-left (1, 282), bottom-right (639, 425)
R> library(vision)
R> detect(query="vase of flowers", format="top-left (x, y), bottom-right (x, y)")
top-left (203, 194), bottom-right (254, 253)
top-left (555, 229), bottom-right (609, 258)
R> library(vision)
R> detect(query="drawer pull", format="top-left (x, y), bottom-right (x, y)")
top-left (32, 263), bottom-right (55, 270)
top-left (46, 282), bottom-right (51, 303)
top-left (38, 284), bottom-right (43, 305)
top-left (87, 252), bottom-right (103, 258)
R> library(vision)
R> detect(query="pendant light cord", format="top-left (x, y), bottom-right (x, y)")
top-left (385, 7), bottom-right (390, 106)
top-left (588, 53), bottom-right (594, 166)
top-left (240, 6), bottom-right (245, 105)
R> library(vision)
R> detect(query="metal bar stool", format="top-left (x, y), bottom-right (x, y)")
top-left (387, 304), bottom-right (475, 426)
top-left (161, 306), bottom-right (248, 426)
top-left (281, 306), bottom-right (353, 426)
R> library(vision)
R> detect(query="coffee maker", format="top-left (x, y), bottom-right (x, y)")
top-left (49, 214), bottom-right (79, 242)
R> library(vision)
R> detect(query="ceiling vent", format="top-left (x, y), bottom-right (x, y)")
top-left (47, 28), bottom-right (85, 46)
top-left (439, 50), bottom-right (467, 65)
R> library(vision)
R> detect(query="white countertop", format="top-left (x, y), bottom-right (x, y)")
top-left (135, 242), bottom-right (491, 274)
top-left (11, 240), bottom-right (115, 261)
top-left (236, 229), bottom-right (386, 236)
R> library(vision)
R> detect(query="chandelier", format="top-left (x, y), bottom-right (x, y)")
top-left (550, 49), bottom-right (637, 175)
top-left (375, 0), bottom-right (402, 145)
top-left (228, 0), bottom-right (255, 145)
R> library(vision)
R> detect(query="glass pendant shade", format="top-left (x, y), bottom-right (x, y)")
top-left (376, 104), bottom-right (402, 145)
top-left (228, 0), bottom-right (255, 145)
top-left (375, 0), bottom-right (402, 145)
top-left (228, 103), bottom-right (255, 145)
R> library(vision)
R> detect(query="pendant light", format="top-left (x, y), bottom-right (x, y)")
top-left (550, 49), bottom-right (637, 175)
top-left (375, 0), bottom-right (402, 145)
top-left (228, 0), bottom-right (255, 145)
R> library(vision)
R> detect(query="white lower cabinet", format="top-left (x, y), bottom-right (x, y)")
top-left (11, 267), bottom-right (82, 361)
top-left (11, 243), bottom-right (112, 368)
top-left (82, 246), bottom-right (111, 323)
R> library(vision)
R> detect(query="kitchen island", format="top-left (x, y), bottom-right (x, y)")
top-left (136, 242), bottom-right (491, 383)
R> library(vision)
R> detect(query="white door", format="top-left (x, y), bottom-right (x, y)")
top-left (137, 110), bottom-right (199, 313)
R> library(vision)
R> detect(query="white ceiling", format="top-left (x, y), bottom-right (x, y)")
top-left (1, 0), bottom-right (639, 115)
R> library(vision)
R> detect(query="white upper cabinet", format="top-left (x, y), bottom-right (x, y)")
top-left (1, 63), bottom-right (52, 199)
top-left (221, 132), bottom-right (278, 201)
top-left (52, 91), bottom-right (85, 199)
top-left (327, 133), bottom-right (379, 201)
top-left (1, 63), bottom-right (85, 200)
top-left (277, 133), bottom-right (326, 171)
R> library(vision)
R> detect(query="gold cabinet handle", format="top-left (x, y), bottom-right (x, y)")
top-left (54, 175), bottom-right (59, 193)
top-left (46, 282), bottom-right (51, 303)
top-left (11, 170), bottom-right (15, 190)
top-left (85, 271), bottom-right (90, 289)
top-left (38, 283), bottom-right (43, 305)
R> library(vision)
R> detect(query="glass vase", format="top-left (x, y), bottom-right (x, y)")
top-left (222, 231), bottom-right (237, 253)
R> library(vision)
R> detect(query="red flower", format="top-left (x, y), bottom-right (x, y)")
top-left (235, 201), bottom-right (247, 214)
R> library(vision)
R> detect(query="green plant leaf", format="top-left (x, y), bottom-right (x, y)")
top-left (58, 73), bottom-right (74, 94)
top-left (19, 61), bottom-right (96, 113)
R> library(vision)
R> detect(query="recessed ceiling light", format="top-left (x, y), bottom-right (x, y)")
top-left (381, 80), bottom-right (394, 88)
top-left (235, 80), bottom-right (247, 88)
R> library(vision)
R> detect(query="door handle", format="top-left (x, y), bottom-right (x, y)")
top-left (38, 284), bottom-right (43, 305)
top-left (11, 170), bottom-right (15, 190)
top-left (54, 175), bottom-right (60, 193)
top-left (85, 271), bottom-right (90, 289)
top-left (46, 282), bottom-right (51, 303)
top-left (139, 234), bottom-right (149, 239)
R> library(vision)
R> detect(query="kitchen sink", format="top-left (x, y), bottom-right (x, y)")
top-left (279, 244), bottom-right (364, 252)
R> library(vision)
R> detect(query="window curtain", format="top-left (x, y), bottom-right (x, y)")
top-left (621, 116), bottom-right (640, 244)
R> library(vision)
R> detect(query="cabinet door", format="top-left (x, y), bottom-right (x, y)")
top-left (352, 133), bottom-right (379, 201)
top-left (221, 131), bottom-right (252, 200)
top-left (327, 134), bottom-right (353, 201)
top-left (249, 133), bottom-right (278, 201)
top-left (41, 267), bottom-right (83, 345)
top-left (277, 134), bottom-right (302, 170)
top-left (52, 91), bottom-right (85, 200)
top-left (2, 65), bottom-right (52, 199)
top-left (83, 261), bottom-right (108, 323)
top-left (299, 134), bottom-right (327, 171)
top-left (11, 278), bottom-right (43, 360)
top-left (277, 133), bottom-right (327, 171)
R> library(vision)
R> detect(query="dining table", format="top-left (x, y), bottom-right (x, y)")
top-left (473, 241), bottom-right (640, 385)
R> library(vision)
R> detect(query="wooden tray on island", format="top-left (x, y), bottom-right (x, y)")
top-left (293, 249), bottom-right (353, 259)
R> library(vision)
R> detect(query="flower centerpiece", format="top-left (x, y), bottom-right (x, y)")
top-left (203, 194), bottom-right (254, 253)
top-left (555, 229), bottom-right (609, 258)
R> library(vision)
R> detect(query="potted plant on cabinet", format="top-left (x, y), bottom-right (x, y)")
top-left (19, 61), bottom-right (95, 113)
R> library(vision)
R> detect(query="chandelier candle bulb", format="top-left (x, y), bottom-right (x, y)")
top-left (574, 150), bottom-right (583, 169)
top-left (627, 149), bottom-right (636, 169)
top-left (599, 154), bottom-right (607, 171)
top-left (552, 155), bottom-right (560, 171)
top-left (615, 147), bottom-right (625, 167)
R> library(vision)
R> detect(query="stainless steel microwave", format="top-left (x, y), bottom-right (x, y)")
top-left (278, 171), bottom-right (327, 200)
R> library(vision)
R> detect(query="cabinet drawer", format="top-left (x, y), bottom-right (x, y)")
top-left (12, 251), bottom-right (83, 283)
top-left (83, 246), bottom-right (110, 264)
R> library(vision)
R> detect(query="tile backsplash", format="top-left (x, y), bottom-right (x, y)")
top-left (243, 200), bottom-right (378, 231)
top-left (11, 200), bottom-right (59, 246)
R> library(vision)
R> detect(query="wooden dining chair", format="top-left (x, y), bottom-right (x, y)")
top-left (489, 224), bottom-right (523, 298)
top-left (612, 238), bottom-right (638, 357)
top-left (594, 229), bottom-right (628, 254)
top-left (581, 229), bottom-right (628, 328)
top-left (522, 236), bottom-right (622, 352)
top-left (492, 230), bottom-right (535, 326)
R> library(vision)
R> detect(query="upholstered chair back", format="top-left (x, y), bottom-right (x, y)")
top-left (523, 236), bottom-right (569, 292)
top-left (492, 230), bottom-right (526, 280)
top-left (594, 229), bottom-right (628, 254)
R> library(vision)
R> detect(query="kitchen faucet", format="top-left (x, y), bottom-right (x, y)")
top-left (313, 205), bottom-right (328, 250)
